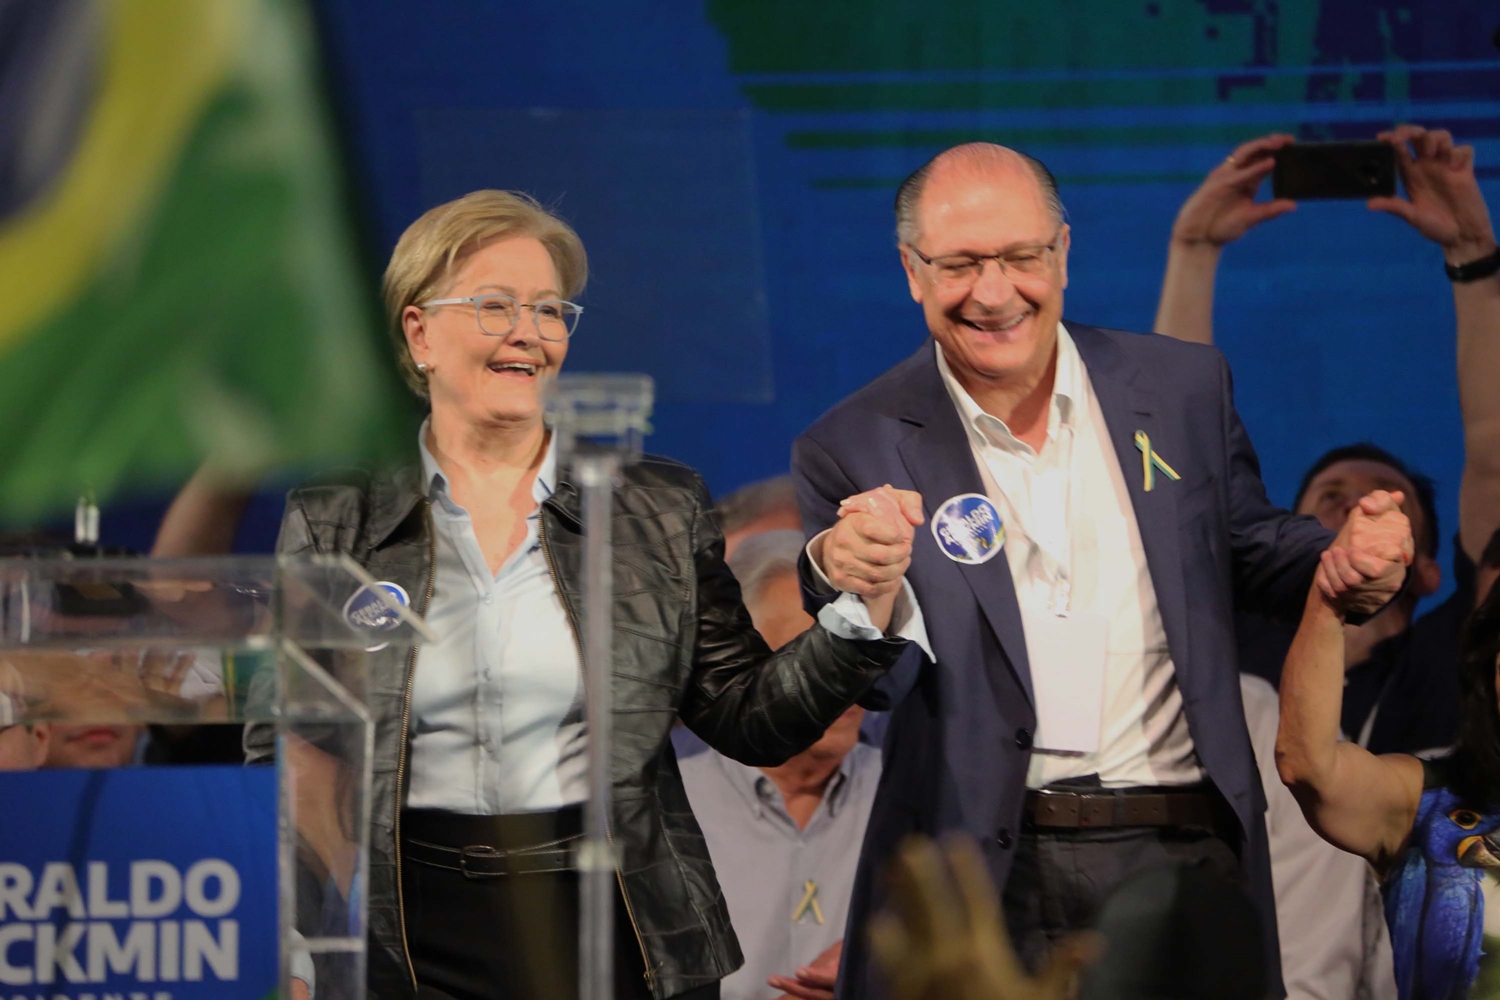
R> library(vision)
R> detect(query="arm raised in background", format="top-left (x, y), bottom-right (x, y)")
top-left (151, 465), bottom-right (258, 557)
top-left (1276, 496), bottom-right (1426, 870)
top-left (1370, 124), bottom-right (1500, 564)
top-left (1154, 134), bottom-right (1297, 345)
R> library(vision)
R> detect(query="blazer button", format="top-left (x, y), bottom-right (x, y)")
top-left (997, 829), bottom-right (1014, 850)
top-left (1014, 728), bottom-right (1033, 750)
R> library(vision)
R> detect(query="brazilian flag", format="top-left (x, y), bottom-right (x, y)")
top-left (0, 0), bottom-right (404, 524)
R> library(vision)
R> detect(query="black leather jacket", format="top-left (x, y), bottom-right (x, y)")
top-left (247, 454), bottom-right (906, 999)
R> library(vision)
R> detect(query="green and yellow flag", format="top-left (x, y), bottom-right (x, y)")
top-left (0, 0), bottom-right (404, 524)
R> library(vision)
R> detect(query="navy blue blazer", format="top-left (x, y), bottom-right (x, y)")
top-left (791, 325), bottom-right (1333, 999)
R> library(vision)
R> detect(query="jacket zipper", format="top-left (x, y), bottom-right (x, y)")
top-left (538, 509), bottom-right (656, 995)
top-left (394, 500), bottom-right (436, 992)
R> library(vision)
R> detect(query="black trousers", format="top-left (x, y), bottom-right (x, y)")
top-left (401, 808), bottom-right (719, 1000)
top-left (1000, 794), bottom-right (1243, 972)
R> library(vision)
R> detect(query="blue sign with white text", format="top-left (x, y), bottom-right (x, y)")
top-left (0, 765), bottom-right (277, 1000)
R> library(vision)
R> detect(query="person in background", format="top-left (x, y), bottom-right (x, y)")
top-left (42, 722), bottom-right (144, 768)
top-left (0, 664), bottom-right (50, 770)
top-left (1478, 529), bottom-right (1500, 613)
top-left (719, 475), bottom-right (804, 559)
top-left (150, 464), bottom-right (259, 558)
top-left (1155, 125), bottom-right (1500, 756)
top-left (1240, 671), bottom-right (1396, 1000)
top-left (674, 530), bottom-right (881, 1000)
top-left (1277, 493), bottom-right (1500, 1000)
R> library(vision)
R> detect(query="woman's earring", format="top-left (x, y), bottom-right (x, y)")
top-left (416, 362), bottom-right (429, 375)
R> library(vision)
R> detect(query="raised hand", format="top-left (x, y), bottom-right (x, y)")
top-left (1170, 133), bottom-right (1298, 248)
top-left (816, 485), bottom-right (924, 600)
top-left (869, 835), bottom-right (1099, 1000)
top-left (1316, 490), bottom-right (1414, 616)
top-left (1369, 124), bottom-right (1496, 264)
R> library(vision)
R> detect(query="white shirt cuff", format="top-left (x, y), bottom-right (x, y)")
top-left (807, 532), bottom-right (935, 660)
top-left (290, 929), bottom-right (316, 997)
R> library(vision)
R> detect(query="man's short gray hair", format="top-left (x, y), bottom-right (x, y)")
top-left (894, 143), bottom-right (1065, 246)
top-left (727, 529), bottom-right (805, 607)
top-left (717, 475), bottom-right (800, 538)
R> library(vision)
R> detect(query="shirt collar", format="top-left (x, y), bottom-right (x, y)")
top-left (935, 322), bottom-right (1082, 452)
top-left (717, 745), bottom-right (865, 820)
top-left (417, 417), bottom-right (557, 508)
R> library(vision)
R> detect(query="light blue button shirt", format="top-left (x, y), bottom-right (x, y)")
top-left (673, 732), bottom-right (882, 1000)
top-left (404, 424), bottom-right (588, 814)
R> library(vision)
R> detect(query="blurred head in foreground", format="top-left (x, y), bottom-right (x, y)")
top-left (385, 189), bottom-right (587, 432)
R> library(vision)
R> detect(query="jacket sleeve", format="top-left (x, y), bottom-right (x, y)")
top-left (790, 432), bottom-right (856, 617)
top-left (676, 474), bottom-right (907, 767)
top-left (1220, 353), bottom-right (1334, 622)
top-left (244, 496), bottom-right (320, 765)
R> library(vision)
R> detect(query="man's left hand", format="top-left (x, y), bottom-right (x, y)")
top-left (1316, 490), bottom-right (1414, 615)
top-left (768, 939), bottom-right (842, 1000)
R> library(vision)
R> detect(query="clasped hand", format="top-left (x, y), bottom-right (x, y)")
top-left (816, 486), bottom-right (925, 599)
top-left (1315, 490), bottom-right (1414, 616)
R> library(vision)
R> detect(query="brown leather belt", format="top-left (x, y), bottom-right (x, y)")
top-left (1023, 787), bottom-right (1221, 830)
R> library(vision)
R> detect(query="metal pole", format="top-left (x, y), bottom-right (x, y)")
top-left (577, 453), bottom-right (620, 1000)
top-left (543, 372), bottom-right (653, 1000)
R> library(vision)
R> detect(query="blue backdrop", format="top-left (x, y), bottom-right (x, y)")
top-left (99, 1), bottom-right (1500, 609)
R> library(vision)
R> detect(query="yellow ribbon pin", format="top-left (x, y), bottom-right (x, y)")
top-left (1134, 431), bottom-right (1180, 492)
top-left (792, 880), bottom-right (825, 924)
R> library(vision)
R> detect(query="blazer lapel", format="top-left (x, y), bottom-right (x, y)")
top-left (1070, 326), bottom-right (1192, 684)
top-left (894, 343), bottom-right (1035, 707)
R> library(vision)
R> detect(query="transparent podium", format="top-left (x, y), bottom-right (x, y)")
top-left (0, 554), bottom-right (431, 1000)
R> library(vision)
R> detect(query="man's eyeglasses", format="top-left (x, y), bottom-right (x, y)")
top-left (907, 231), bottom-right (1063, 287)
top-left (419, 293), bottom-right (584, 342)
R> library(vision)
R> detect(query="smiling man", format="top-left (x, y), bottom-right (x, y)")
top-left (791, 143), bottom-right (1416, 999)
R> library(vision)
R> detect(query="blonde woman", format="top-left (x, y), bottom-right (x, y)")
top-left (248, 190), bottom-right (912, 1000)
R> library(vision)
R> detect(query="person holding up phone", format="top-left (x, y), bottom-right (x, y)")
top-left (1153, 126), bottom-right (1500, 1000)
top-left (1154, 125), bottom-right (1500, 747)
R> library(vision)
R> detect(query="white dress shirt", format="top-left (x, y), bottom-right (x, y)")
top-left (405, 424), bottom-right (588, 813)
top-left (1239, 675), bottom-right (1395, 1000)
top-left (935, 325), bottom-right (1202, 789)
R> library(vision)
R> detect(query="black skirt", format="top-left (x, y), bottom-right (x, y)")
top-left (400, 807), bottom-right (719, 1000)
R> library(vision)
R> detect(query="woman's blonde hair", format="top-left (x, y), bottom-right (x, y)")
top-left (382, 190), bottom-right (588, 397)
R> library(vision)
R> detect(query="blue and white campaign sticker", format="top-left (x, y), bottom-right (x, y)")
top-left (343, 581), bottom-right (410, 650)
top-left (931, 493), bottom-right (1006, 565)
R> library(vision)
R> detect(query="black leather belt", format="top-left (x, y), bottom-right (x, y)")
top-left (402, 834), bottom-right (581, 878)
top-left (1023, 787), bottom-right (1221, 830)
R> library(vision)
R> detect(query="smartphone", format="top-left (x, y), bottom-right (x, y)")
top-left (1272, 141), bottom-right (1396, 200)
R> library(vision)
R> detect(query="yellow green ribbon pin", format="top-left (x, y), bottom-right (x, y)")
top-left (792, 880), bottom-right (825, 924)
top-left (1135, 430), bottom-right (1180, 492)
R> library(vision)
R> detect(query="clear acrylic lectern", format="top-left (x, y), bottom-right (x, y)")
top-left (0, 554), bottom-right (432, 1000)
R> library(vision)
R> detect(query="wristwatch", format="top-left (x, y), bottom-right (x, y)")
top-left (1445, 245), bottom-right (1500, 283)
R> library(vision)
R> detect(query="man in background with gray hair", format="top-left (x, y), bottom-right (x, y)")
top-left (674, 529), bottom-right (881, 1000)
